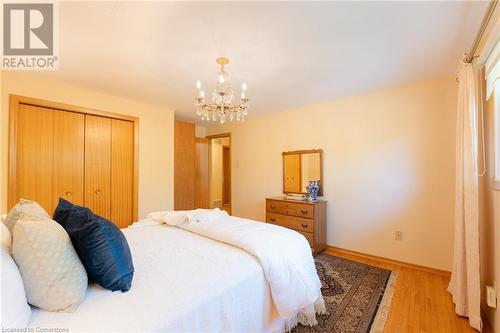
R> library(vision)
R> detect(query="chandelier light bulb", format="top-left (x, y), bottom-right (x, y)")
top-left (196, 80), bottom-right (201, 89)
top-left (219, 74), bottom-right (225, 84)
top-left (200, 90), bottom-right (205, 98)
top-left (241, 91), bottom-right (245, 99)
top-left (242, 82), bottom-right (247, 91)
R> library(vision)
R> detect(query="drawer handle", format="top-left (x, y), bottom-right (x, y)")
top-left (301, 209), bottom-right (308, 214)
top-left (301, 223), bottom-right (308, 229)
top-left (270, 205), bottom-right (276, 209)
top-left (270, 218), bottom-right (276, 222)
top-left (95, 189), bottom-right (101, 195)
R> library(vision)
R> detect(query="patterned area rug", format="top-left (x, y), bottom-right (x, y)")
top-left (293, 253), bottom-right (396, 333)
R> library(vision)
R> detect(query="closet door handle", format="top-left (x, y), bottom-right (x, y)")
top-left (65, 191), bottom-right (72, 197)
top-left (301, 223), bottom-right (308, 229)
top-left (95, 189), bottom-right (101, 195)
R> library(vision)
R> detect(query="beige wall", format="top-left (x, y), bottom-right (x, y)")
top-left (207, 76), bottom-right (457, 271)
top-left (0, 71), bottom-right (174, 219)
top-left (479, 94), bottom-right (500, 332)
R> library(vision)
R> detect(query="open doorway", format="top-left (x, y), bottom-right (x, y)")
top-left (207, 133), bottom-right (231, 215)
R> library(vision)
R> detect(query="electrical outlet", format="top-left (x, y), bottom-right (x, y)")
top-left (395, 231), bottom-right (403, 241)
top-left (486, 285), bottom-right (497, 308)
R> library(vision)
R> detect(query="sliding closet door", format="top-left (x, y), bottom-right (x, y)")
top-left (12, 104), bottom-right (54, 213)
top-left (111, 119), bottom-right (134, 228)
top-left (84, 115), bottom-right (111, 219)
top-left (53, 111), bottom-right (85, 208)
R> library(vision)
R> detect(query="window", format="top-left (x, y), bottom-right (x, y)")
top-left (485, 37), bottom-right (500, 190)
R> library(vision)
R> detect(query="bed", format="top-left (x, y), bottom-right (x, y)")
top-left (28, 222), bottom-right (285, 332)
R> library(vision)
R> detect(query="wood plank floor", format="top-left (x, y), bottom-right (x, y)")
top-left (324, 248), bottom-right (491, 333)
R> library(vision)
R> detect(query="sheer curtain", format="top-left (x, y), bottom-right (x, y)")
top-left (448, 60), bottom-right (483, 332)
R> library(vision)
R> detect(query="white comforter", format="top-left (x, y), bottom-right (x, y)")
top-left (149, 210), bottom-right (325, 330)
top-left (29, 224), bottom-right (284, 332)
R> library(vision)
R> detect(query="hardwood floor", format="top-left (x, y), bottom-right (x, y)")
top-left (324, 248), bottom-right (491, 333)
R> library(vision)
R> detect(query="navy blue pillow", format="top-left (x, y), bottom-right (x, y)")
top-left (53, 198), bottom-right (134, 292)
top-left (53, 197), bottom-right (74, 228)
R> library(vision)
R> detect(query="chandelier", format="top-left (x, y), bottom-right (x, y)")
top-left (194, 57), bottom-right (249, 124)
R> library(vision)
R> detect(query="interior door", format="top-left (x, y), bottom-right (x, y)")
top-left (84, 115), bottom-right (111, 219)
top-left (13, 104), bottom-right (55, 213)
top-left (283, 154), bottom-right (301, 193)
top-left (111, 119), bottom-right (134, 228)
top-left (53, 110), bottom-right (85, 208)
top-left (195, 137), bottom-right (210, 208)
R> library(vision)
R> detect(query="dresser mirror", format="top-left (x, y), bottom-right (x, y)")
top-left (282, 149), bottom-right (323, 196)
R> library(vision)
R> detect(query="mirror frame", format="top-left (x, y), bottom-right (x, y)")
top-left (282, 149), bottom-right (323, 196)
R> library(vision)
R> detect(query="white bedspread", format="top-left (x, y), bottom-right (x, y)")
top-left (28, 223), bottom-right (284, 332)
top-left (150, 211), bottom-right (325, 330)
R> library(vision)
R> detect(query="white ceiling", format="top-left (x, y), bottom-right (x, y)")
top-left (32, 1), bottom-right (488, 122)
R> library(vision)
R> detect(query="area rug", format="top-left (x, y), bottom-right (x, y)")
top-left (293, 253), bottom-right (397, 333)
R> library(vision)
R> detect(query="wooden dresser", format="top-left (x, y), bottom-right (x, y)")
top-left (265, 197), bottom-right (327, 254)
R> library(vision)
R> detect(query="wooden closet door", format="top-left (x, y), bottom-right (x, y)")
top-left (53, 111), bottom-right (85, 208)
top-left (111, 119), bottom-right (134, 228)
top-left (13, 104), bottom-right (54, 214)
top-left (85, 115), bottom-right (111, 219)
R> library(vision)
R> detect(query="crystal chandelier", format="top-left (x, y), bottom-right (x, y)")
top-left (194, 57), bottom-right (249, 124)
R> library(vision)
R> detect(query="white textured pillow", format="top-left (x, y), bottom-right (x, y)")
top-left (1, 246), bottom-right (31, 329)
top-left (4, 199), bottom-right (50, 234)
top-left (12, 218), bottom-right (88, 312)
top-left (1, 222), bottom-right (12, 252)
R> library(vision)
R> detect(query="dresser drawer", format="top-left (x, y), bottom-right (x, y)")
top-left (266, 212), bottom-right (314, 233)
top-left (266, 200), bottom-right (314, 219)
top-left (298, 231), bottom-right (314, 247)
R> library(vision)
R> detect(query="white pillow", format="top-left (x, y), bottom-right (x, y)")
top-left (147, 210), bottom-right (190, 226)
top-left (3, 199), bottom-right (50, 234)
top-left (147, 209), bottom-right (218, 226)
top-left (1, 246), bottom-right (31, 329)
top-left (1, 222), bottom-right (12, 252)
top-left (12, 218), bottom-right (88, 312)
top-left (188, 208), bottom-right (227, 223)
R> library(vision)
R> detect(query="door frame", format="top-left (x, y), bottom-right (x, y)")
top-left (8, 94), bottom-right (139, 221)
top-left (206, 133), bottom-right (231, 211)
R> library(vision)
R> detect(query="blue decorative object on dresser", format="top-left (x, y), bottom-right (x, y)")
top-left (53, 198), bottom-right (134, 292)
top-left (306, 180), bottom-right (320, 202)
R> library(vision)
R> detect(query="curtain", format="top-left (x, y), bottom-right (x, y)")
top-left (448, 61), bottom-right (483, 332)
